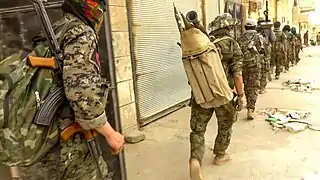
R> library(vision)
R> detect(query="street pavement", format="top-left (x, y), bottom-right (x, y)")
top-left (125, 46), bottom-right (320, 180)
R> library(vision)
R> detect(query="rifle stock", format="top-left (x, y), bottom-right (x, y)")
top-left (61, 122), bottom-right (98, 142)
top-left (28, 56), bottom-right (58, 69)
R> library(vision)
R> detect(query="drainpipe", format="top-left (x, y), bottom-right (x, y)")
top-left (201, 0), bottom-right (207, 29)
top-left (125, 0), bottom-right (142, 128)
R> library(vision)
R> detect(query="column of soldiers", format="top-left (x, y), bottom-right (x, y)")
top-left (238, 18), bottom-right (303, 120)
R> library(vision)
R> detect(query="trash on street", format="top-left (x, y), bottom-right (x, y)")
top-left (282, 78), bottom-right (314, 93)
top-left (259, 108), bottom-right (315, 133)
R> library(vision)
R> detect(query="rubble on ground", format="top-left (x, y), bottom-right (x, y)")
top-left (259, 108), bottom-right (320, 133)
top-left (282, 78), bottom-right (314, 93)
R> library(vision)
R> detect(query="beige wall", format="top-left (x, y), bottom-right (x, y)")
top-left (109, 0), bottom-right (138, 131)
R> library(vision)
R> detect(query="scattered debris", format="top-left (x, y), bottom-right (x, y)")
top-left (259, 108), bottom-right (317, 133)
top-left (282, 78), bottom-right (314, 93)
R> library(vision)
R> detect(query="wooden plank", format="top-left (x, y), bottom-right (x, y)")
top-left (189, 57), bottom-right (215, 102)
top-left (182, 59), bottom-right (205, 104)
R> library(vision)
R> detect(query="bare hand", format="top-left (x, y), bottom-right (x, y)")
top-left (235, 96), bottom-right (244, 111)
top-left (106, 131), bottom-right (125, 154)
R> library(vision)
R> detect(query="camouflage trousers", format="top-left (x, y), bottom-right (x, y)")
top-left (20, 134), bottom-right (109, 180)
top-left (274, 57), bottom-right (283, 77)
top-left (284, 55), bottom-right (291, 71)
top-left (189, 97), bottom-right (236, 165)
top-left (260, 56), bottom-right (270, 90)
top-left (243, 65), bottom-right (261, 110)
top-left (295, 49), bottom-right (300, 64)
top-left (288, 52), bottom-right (296, 66)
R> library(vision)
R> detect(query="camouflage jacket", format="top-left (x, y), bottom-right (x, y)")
top-left (284, 31), bottom-right (296, 56)
top-left (273, 29), bottom-right (286, 55)
top-left (294, 34), bottom-right (302, 51)
top-left (210, 29), bottom-right (243, 88)
top-left (238, 30), bottom-right (262, 67)
top-left (57, 13), bottom-right (109, 130)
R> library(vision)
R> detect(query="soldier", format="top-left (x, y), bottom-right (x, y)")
top-left (256, 17), bottom-right (275, 93)
top-left (272, 21), bottom-right (286, 80)
top-left (238, 19), bottom-right (262, 120)
top-left (189, 13), bottom-right (244, 180)
top-left (20, 0), bottom-right (125, 179)
top-left (304, 30), bottom-right (309, 46)
top-left (283, 25), bottom-right (296, 69)
top-left (291, 27), bottom-right (302, 65)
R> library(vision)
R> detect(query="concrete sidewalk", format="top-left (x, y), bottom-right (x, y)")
top-left (125, 47), bottom-right (320, 180)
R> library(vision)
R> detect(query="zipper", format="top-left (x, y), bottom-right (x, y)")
top-left (0, 74), bottom-right (13, 128)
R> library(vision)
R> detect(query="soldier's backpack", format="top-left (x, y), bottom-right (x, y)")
top-left (180, 27), bottom-right (234, 109)
top-left (239, 33), bottom-right (261, 68)
top-left (0, 18), bottom-right (79, 166)
top-left (274, 30), bottom-right (285, 55)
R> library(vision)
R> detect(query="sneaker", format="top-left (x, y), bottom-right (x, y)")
top-left (213, 154), bottom-right (232, 165)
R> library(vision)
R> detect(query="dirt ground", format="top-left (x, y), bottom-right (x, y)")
top-left (125, 47), bottom-right (320, 180)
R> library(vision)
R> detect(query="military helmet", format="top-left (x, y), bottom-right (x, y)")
top-left (291, 27), bottom-right (297, 35)
top-left (208, 13), bottom-right (240, 31)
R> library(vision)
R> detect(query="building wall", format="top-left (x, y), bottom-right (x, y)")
top-left (109, 0), bottom-right (138, 131)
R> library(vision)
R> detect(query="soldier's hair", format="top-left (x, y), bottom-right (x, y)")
top-left (274, 21), bottom-right (281, 28)
top-left (283, 25), bottom-right (291, 32)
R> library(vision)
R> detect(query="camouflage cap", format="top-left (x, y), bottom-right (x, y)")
top-left (208, 13), bottom-right (240, 31)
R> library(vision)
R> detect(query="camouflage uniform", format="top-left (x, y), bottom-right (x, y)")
top-left (257, 17), bottom-right (275, 85)
top-left (291, 27), bottom-right (302, 64)
top-left (238, 25), bottom-right (262, 114)
top-left (272, 26), bottom-right (286, 79)
top-left (283, 26), bottom-right (296, 70)
top-left (20, 13), bottom-right (110, 180)
top-left (189, 14), bottom-right (243, 165)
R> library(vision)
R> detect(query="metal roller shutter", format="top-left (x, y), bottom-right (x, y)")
top-left (130, 0), bottom-right (202, 125)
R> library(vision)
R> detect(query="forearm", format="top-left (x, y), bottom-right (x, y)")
top-left (95, 121), bottom-right (116, 139)
top-left (233, 75), bottom-right (243, 95)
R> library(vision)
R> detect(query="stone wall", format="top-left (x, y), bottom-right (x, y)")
top-left (109, 0), bottom-right (138, 131)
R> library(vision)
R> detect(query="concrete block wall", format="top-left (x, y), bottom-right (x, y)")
top-left (108, 0), bottom-right (138, 131)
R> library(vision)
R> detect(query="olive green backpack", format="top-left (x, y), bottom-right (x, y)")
top-left (0, 18), bottom-right (79, 166)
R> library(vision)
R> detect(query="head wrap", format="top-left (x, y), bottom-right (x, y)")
top-left (62, 0), bottom-right (106, 32)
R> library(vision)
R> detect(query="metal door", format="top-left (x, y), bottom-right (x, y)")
top-left (129, 0), bottom-right (202, 125)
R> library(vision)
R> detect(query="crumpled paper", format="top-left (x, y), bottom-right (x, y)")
top-left (282, 78), bottom-right (314, 93)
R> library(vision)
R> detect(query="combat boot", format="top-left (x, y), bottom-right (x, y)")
top-left (189, 158), bottom-right (202, 180)
top-left (247, 108), bottom-right (255, 120)
top-left (213, 153), bottom-right (232, 165)
top-left (275, 75), bottom-right (279, 80)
